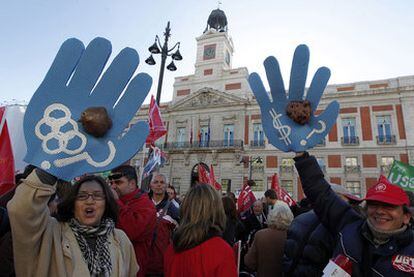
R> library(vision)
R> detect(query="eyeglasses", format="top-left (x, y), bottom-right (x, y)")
top-left (76, 192), bottom-right (106, 201)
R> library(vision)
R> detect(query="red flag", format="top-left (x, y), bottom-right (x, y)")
top-left (237, 182), bottom-right (256, 213)
top-left (271, 173), bottom-right (280, 191)
top-left (0, 107), bottom-right (15, 195)
top-left (209, 164), bottom-right (222, 191)
top-left (271, 173), bottom-right (296, 207)
top-left (198, 164), bottom-right (210, 184)
top-left (146, 95), bottom-right (167, 144)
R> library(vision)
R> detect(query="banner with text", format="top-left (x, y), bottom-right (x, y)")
top-left (388, 160), bottom-right (414, 192)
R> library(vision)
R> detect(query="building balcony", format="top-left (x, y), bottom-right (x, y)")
top-left (279, 165), bottom-right (294, 175)
top-left (341, 136), bottom-right (359, 146)
top-left (250, 140), bottom-right (265, 148)
top-left (376, 135), bottom-right (396, 145)
top-left (380, 165), bottom-right (392, 175)
top-left (344, 165), bottom-right (361, 174)
top-left (163, 140), bottom-right (244, 151)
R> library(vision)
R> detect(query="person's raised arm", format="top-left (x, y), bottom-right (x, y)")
top-left (7, 168), bottom-right (58, 276)
top-left (294, 152), bottom-right (361, 233)
top-left (8, 36), bottom-right (153, 275)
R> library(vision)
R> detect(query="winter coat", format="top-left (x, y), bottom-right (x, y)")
top-left (295, 154), bottom-right (414, 276)
top-left (244, 228), bottom-right (287, 277)
top-left (117, 188), bottom-right (157, 277)
top-left (283, 210), bottom-right (336, 276)
top-left (147, 193), bottom-right (180, 274)
top-left (7, 171), bottom-right (138, 277)
top-left (241, 211), bottom-right (267, 244)
top-left (164, 236), bottom-right (237, 277)
top-left (223, 215), bottom-right (244, 246)
top-left (0, 231), bottom-right (14, 276)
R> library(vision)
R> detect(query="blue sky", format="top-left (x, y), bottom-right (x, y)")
top-left (1, 0), bottom-right (413, 104)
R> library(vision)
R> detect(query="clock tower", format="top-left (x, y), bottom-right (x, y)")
top-left (172, 7), bottom-right (251, 101)
top-left (194, 8), bottom-right (234, 77)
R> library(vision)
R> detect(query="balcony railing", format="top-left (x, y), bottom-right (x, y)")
top-left (376, 135), bottom-right (396, 145)
top-left (279, 165), bottom-right (294, 174)
top-left (161, 140), bottom-right (244, 150)
top-left (344, 165), bottom-right (361, 174)
top-left (250, 140), bottom-right (265, 148)
top-left (341, 136), bottom-right (360, 146)
top-left (380, 165), bottom-right (392, 175)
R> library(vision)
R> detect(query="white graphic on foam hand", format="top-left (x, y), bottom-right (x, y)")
top-left (300, 120), bottom-right (326, 146)
top-left (35, 103), bottom-right (116, 169)
top-left (270, 108), bottom-right (291, 146)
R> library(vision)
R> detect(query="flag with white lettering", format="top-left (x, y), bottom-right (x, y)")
top-left (237, 182), bottom-right (256, 213)
top-left (198, 163), bottom-right (210, 184)
top-left (271, 173), bottom-right (296, 206)
top-left (146, 95), bottom-right (167, 145)
top-left (388, 160), bottom-right (414, 192)
top-left (209, 164), bottom-right (222, 191)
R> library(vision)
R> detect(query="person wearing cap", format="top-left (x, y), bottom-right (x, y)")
top-left (109, 165), bottom-right (157, 277)
top-left (283, 183), bottom-right (363, 276)
top-left (294, 151), bottom-right (413, 276)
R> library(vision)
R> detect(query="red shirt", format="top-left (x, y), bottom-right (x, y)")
top-left (164, 237), bottom-right (237, 277)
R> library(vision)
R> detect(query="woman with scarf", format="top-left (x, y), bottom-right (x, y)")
top-left (8, 170), bottom-right (138, 276)
top-left (164, 184), bottom-right (237, 276)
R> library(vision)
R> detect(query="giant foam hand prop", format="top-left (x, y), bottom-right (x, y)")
top-left (24, 38), bottom-right (151, 181)
top-left (249, 45), bottom-right (339, 152)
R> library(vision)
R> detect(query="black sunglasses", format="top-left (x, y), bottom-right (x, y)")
top-left (107, 173), bottom-right (126, 181)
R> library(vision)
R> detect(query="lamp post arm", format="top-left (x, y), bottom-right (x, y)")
top-left (155, 35), bottom-right (162, 50)
top-left (167, 42), bottom-right (180, 54)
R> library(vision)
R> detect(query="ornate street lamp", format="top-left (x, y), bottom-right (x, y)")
top-left (241, 156), bottom-right (263, 181)
top-left (145, 21), bottom-right (182, 105)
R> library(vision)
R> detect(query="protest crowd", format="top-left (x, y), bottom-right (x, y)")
top-left (1, 14), bottom-right (414, 277)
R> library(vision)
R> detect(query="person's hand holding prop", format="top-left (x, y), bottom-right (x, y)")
top-left (249, 44), bottom-right (339, 152)
top-left (24, 37), bottom-right (151, 181)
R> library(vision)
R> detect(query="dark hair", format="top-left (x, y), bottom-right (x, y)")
top-left (56, 175), bottom-right (118, 223)
top-left (405, 191), bottom-right (414, 207)
top-left (111, 165), bottom-right (137, 183)
top-left (226, 191), bottom-right (237, 204)
top-left (222, 196), bottom-right (237, 220)
top-left (168, 185), bottom-right (177, 196)
top-left (15, 165), bottom-right (36, 185)
top-left (264, 189), bottom-right (278, 200)
top-left (247, 180), bottom-right (256, 187)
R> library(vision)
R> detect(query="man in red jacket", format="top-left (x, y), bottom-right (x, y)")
top-left (109, 165), bottom-right (157, 277)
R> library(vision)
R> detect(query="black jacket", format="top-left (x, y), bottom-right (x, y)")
top-left (295, 153), bottom-right (414, 277)
top-left (283, 210), bottom-right (336, 276)
top-left (241, 210), bottom-right (267, 244)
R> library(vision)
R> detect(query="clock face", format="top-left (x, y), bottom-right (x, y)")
top-left (203, 44), bottom-right (216, 60)
top-left (225, 51), bottom-right (230, 65)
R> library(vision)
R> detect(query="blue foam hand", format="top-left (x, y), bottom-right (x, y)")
top-left (24, 37), bottom-right (151, 181)
top-left (249, 44), bottom-right (339, 152)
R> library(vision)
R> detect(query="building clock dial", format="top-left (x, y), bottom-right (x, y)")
top-left (203, 44), bottom-right (216, 60)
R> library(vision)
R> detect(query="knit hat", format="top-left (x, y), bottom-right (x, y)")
top-left (364, 175), bottom-right (409, 206)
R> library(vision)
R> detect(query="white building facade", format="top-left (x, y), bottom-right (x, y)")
top-left (133, 9), bottom-right (414, 200)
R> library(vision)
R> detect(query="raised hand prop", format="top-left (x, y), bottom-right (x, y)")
top-left (249, 45), bottom-right (339, 152)
top-left (24, 38), bottom-right (151, 181)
